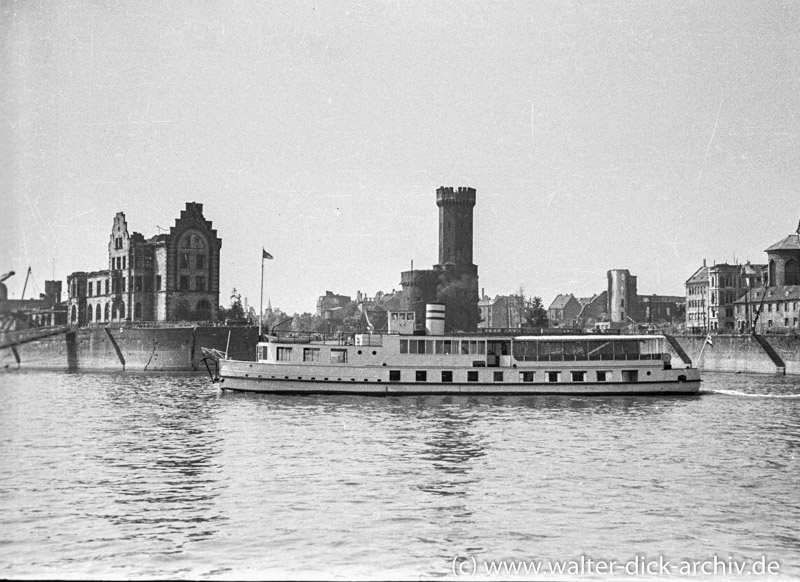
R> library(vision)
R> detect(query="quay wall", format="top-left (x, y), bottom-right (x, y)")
top-left (670, 335), bottom-right (785, 375)
top-left (2, 328), bottom-right (798, 375)
top-left (1, 326), bottom-right (259, 372)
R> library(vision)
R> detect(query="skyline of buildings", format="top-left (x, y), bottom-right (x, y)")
top-left (4, 199), bottom-right (799, 336)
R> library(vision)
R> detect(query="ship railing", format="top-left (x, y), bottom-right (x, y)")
top-left (269, 329), bottom-right (364, 346)
top-left (512, 353), bottom-right (666, 362)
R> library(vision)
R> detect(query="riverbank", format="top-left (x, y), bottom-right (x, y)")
top-left (2, 327), bottom-right (798, 375)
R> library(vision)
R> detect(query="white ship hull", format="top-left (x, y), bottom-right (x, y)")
top-left (217, 331), bottom-right (701, 395)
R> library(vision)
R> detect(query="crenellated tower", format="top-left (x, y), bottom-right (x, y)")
top-left (400, 186), bottom-right (480, 332)
top-left (436, 186), bottom-right (476, 268)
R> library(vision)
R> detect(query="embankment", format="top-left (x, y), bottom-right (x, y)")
top-left (671, 334), bottom-right (799, 375)
top-left (2, 328), bottom-right (798, 375)
top-left (1, 326), bottom-right (259, 372)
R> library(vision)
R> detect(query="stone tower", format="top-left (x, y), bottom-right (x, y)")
top-left (607, 269), bottom-right (638, 323)
top-left (437, 186), bottom-right (476, 268)
top-left (399, 186), bottom-right (480, 332)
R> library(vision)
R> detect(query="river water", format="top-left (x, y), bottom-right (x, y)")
top-left (1, 371), bottom-right (798, 580)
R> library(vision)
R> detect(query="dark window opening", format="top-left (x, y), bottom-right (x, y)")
top-left (622, 370), bottom-right (638, 382)
top-left (416, 370), bottom-right (427, 382)
top-left (442, 371), bottom-right (453, 383)
top-left (389, 370), bottom-right (401, 382)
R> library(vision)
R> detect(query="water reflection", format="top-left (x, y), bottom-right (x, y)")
top-left (91, 375), bottom-right (226, 543)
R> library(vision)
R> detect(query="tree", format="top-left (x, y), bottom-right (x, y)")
top-left (226, 288), bottom-right (245, 320)
top-left (523, 296), bottom-right (549, 328)
top-left (291, 312), bottom-right (325, 332)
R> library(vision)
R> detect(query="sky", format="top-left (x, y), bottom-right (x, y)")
top-left (3, 1), bottom-right (799, 313)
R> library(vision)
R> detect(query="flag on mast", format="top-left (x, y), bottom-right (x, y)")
top-left (705, 334), bottom-right (713, 346)
top-left (262, 249), bottom-right (273, 260)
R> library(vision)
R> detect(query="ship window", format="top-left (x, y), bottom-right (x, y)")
top-left (400, 340), bottom-right (408, 354)
top-left (277, 347), bottom-right (292, 361)
top-left (596, 371), bottom-right (609, 382)
top-left (546, 371), bottom-right (560, 383)
top-left (303, 348), bottom-right (320, 362)
top-left (416, 370), bottom-right (427, 382)
top-left (389, 370), bottom-right (401, 382)
top-left (520, 371), bottom-right (534, 382)
top-left (571, 371), bottom-right (586, 382)
top-left (407, 312), bottom-right (414, 320)
top-left (467, 371), bottom-right (479, 382)
top-left (259, 346), bottom-right (269, 360)
top-left (331, 349), bottom-right (347, 364)
top-left (622, 370), bottom-right (638, 382)
top-left (460, 340), bottom-right (485, 355)
top-left (441, 371), bottom-right (453, 383)
top-left (409, 340), bottom-right (418, 354)
top-left (493, 371), bottom-right (503, 382)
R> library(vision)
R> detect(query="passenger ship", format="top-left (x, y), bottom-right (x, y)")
top-left (213, 304), bottom-right (700, 395)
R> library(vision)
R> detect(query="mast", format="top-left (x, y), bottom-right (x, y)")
top-left (21, 267), bottom-right (31, 300)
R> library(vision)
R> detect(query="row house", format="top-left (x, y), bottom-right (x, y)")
top-left (685, 261), bottom-right (765, 333)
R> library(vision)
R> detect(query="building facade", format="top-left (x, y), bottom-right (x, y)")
top-left (478, 294), bottom-right (526, 329)
top-left (686, 260), bottom-right (766, 333)
top-left (547, 294), bottom-right (582, 328)
top-left (733, 221), bottom-right (800, 333)
top-left (67, 202), bottom-right (222, 326)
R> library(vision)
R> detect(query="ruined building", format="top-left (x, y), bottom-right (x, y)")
top-left (400, 187), bottom-right (480, 332)
top-left (67, 203), bottom-right (222, 325)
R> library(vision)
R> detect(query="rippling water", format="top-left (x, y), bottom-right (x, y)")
top-left (1, 371), bottom-right (799, 580)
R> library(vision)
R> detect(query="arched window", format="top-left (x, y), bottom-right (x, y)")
top-left (785, 259), bottom-right (799, 286)
top-left (769, 260), bottom-right (777, 286)
top-left (87, 306), bottom-right (93, 322)
top-left (181, 232), bottom-right (206, 249)
top-left (195, 299), bottom-right (212, 321)
top-left (71, 305), bottom-right (77, 323)
top-left (96, 304), bottom-right (102, 322)
top-left (104, 303), bottom-right (110, 321)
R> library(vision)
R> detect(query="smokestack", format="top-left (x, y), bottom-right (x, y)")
top-left (425, 303), bottom-right (445, 336)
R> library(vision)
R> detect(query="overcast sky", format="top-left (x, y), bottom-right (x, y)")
top-left (3, 1), bottom-right (799, 312)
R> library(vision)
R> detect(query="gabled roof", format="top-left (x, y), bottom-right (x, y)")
top-left (548, 293), bottom-right (579, 310)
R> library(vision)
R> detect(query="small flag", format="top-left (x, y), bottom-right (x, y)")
top-left (262, 249), bottom-right (273, 260)
top-left (706, 334), bottom-right (713, 346)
